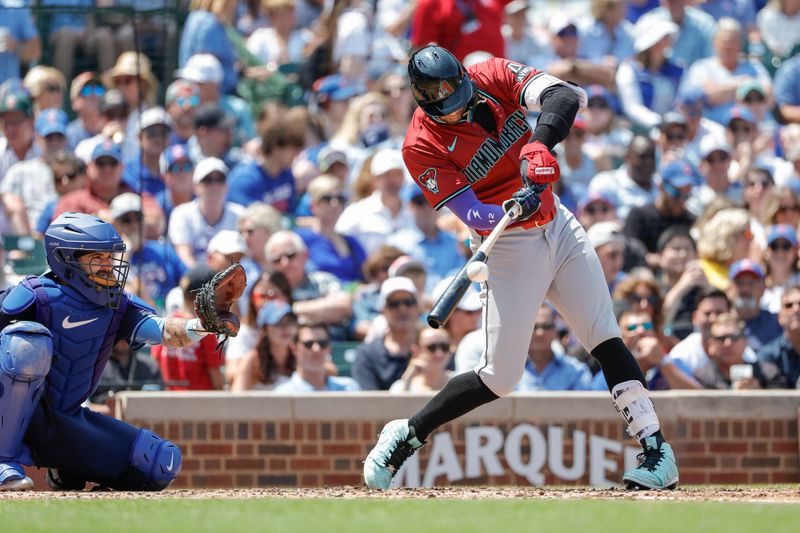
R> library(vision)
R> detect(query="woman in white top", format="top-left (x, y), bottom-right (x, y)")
top-left (389, 327), bottom-right (454, 394)
top-left (246, 0), bottom-right (312, 67)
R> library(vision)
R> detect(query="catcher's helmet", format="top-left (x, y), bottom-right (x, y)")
top-left (44, 212), bottom-right (130, 308)
top-left (408, 45), bottom-right (475, 120)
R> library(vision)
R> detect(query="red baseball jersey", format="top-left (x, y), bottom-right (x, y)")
top-left (402, 58), bottom-right (557, 236)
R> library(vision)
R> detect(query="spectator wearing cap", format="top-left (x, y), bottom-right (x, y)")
top-left (231, 300), bottom-right (298, 391)
top-left (684, 18), bottom-right (772, 126)
top-left (311, 74), bottom-right (362, 135)
top-left (657, 112), bottom-right (691, 164)
top-left (622, 161), bottom-right (697, 260)
top-left (168, 157), bottom-right (244, 267)
top-left (352, 245), bottom-right (405, 340)
top-left (206, 229), bottom-right (247, 273)
top-left (761, 224), bottom-right (800, 314)
top-left (152, 265), bottom-right (224, 391)
top-left (643, 1), bottom-right (715, 68)
top-left (165, 79), bottom-right (200, 147)
top-left (35, 151), bottom-right (87, 235)
top-left (736, 79), bottom-right (778, 138)
top-left (387, 187), bottom-right (464, 294)
top-left (582, 85), bottom-right (631, 169)
top-left (122, 107), bottom-right (173, 196)
top-left (264, 230), bottom-right (353, 339)
top-left (66, 72), bottom-right (106, 149)
top-left (0, 2), bottom-right (41, 84)
top-left (246, 0), bottom-right (311, 68)
top-left (578, 191), bottom-right (618, 230)
top-left (555, 115), bottom-right (595, 204)
top-left (517, 303), bottom-right (593, 392)
top-left (687, 135), bottom-right (740, 217)
top-left (22, 65), bottom-right (65, 114)
top-left (295, 174), bottom-right (367, 284)
top-left (615, 16), bottom-right (682, 130)
top-left (0, 88), bottom-right (38, 180)
top-left (226, 116), bottom-right (304, 212)
top-left (157, 144), bottom-right (195, 225)
top-left (727, 259), bottom-right (782, 351)
top-left (188, 103), bottom-right (242, 171)
top-left (587, 221), bottom-right (627, 293)
top-left (73, 88), bottom-right (129, 165)
top-left (588, 134), bottom-right (658, 219)
top-left (774, 54), bottom-right (800, 124)
top-left (55, 138), bottom-right (121, 218)
top-left (109, 192), bottom-right (186, 310)
top-left (503, 1), bottom-right (549, 66)
top-left (335, 148), bottom-right (415, 254)
top-left (179, 0), bottom-right (240, 96)
top-left (759, 284), bottom-right (800, 387)
top-left (353, 276), bottom-right (420, 390)
top-left (577, 0), bottom-right (635, 65)
top-left (2, 108), bottom-right (68, 227)
top-left (675, 86), bottom-right (725, 164)
top-left (177, 53), bottom-right (256, 148)
top-left (275, 322), bottom-right (360, 393)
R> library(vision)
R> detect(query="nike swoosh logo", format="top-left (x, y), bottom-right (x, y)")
top-left (447, 137), bottom-right (457, 152)
top-left (166, 452), bottom-right (174, 472)
top-left (62, 316), bottom-right (100, 329)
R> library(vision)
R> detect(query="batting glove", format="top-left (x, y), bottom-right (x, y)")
top-left (502, 185), bottom-right (543, 221)
top-left (520, 141), bottom-right (560, 185)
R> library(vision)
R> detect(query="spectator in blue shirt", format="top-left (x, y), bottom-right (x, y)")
top-left (66, 72), bottom-right (105, 150)
top-left (517, 304), bottom-right (593, 391)
top-left (274, 322), bottom-right (360, 393)
top-left (296, 174), bottom-right (366, 284)
top-left (188, 104), bottom-right (243, 171)
top-left (774, 54), bottom-right (800, 124)
top-left (644, 2), bottom-right (716, 69)
top-left (0, 2), bottom-right (40, 85)
top-left (36, 151), bottom-right (88, 236)
top-left (157, 144), bottom-right (195, 225)
top-left (726, 259), bottom-right (783, 351)
top-left (759, 284), bottom-right (800, 388)
top-left (110, 193), bottom-right (187, 311)
top-left (165, 79), bottom-right (199, 147)
top-left (226, 115), bottom-right (305, 212)
top-left (123, 107), bottom-right (172, 196)
top-left (578, 0), bottom-right (636, 65)
top-left (179, 0), bottom-right (240, 95)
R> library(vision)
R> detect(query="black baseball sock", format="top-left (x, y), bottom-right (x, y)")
top-left (591, 337), bottom-right (647, 391)
top-left (409, 372), bottom-right (498, 442)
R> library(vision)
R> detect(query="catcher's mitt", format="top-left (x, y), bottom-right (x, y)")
top-left (194, 263), bottom-right (247, 349)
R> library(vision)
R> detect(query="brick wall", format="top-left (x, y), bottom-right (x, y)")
top-left (111, 391), bottom-right (800, 488)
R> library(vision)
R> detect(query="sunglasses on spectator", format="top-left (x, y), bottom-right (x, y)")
top-left (743, 93), bottom-right (765, 104)
top-left (271, 252), bottom-right (298, 265)
top-left (711, 333), bottom-right (744, 342)
top-left (782, 300), bottom-right (800, 310)
top-left (319, 194), bottom-right (346, 205)
top-left (174, 95), bottom-right (200, 107)
top-left (664, 131), bottom-right (687, 142)
top-left (424, 342), bottom-right (450, 353)
top-left (386, 297), bottom-right (417, 309)
top-left (95, 159), bottom-right (119, 168)
top-left (169, 161), bottom-right (194, 173)
top-left (201, 174), bottom-right (226, 185)
top-left (624, 321), bottom-right (653, 332)
top-left (705, 152), bottom-right (730, 163)
top-left (729, 124), bottom-right (753, 134)
top-left (584, 203), bottom-right (611, 215)
top-left (587, 99), bottom-right (609, 110)
top-left (663, 181), bottom-right (690, 200)
top-left (55, 171), bottom-right (79, 182)
top-left (769, 240), bottom-right (794, 251)
top-left (144, 127), bottom-right (169, 139)
top-left (104, 110), bottom-right (127, 121)
top-left (534, 322), bottom-right (556, 331)
top-left (43, 83), bottom-right (62, 94)
top-left (117, 212), bottom-right (143, 225)
top-left (80, 85), bottom-right (106, 98)
top-left (300, 339), bottom-right (330, 350)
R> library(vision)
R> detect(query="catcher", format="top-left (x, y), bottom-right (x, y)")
top-left (0, 212), bottom-right (246, 491)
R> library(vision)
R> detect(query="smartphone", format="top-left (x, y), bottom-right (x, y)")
top-left (730, 364), bottom-right (754, 382)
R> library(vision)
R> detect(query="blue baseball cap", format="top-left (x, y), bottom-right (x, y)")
top-left (256, 301), bottom-right (296, 328)
top-left (164, 143), bottom-right (191, 169)
top-left (660, 161), bottom-right (699, 189)
top-left (35, 108), bottom-right (68, 137)
top-left (767, 224), bottom-right (798, 247)
top-left (676, 85), bottom-right (706, 107)
top-left (91, 138), bottom-right (122, 162)
top-left (312, 74), bottom-right (363, 102)
top-left (729, 259), bottom-right (765, 280)
top-left (726, 105), bottom-right (756, 127)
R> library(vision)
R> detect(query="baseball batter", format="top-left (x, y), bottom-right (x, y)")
top-left (363, 46), bottom-right (679, 491)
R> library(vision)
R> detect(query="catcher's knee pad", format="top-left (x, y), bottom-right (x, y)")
top-left (129, 429), bottom-right (182, 490)
top-left (0, 322), bottom-right (53, 458)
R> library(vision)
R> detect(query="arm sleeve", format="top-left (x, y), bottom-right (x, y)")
top-left (444, 186), bottom-right (507, 231)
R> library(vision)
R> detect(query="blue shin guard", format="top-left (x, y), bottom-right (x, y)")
top-left (0, 322), bottom-right (54, 461)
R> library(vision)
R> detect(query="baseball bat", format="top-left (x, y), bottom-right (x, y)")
top-left (427, 204), bottom-right (521, 328)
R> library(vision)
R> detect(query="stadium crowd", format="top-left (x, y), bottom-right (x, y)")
top-left (1, 0), bottom-right (800, 404)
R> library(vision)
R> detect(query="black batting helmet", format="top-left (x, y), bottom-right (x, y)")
top-left (408, 45), bottom-right (475, 119)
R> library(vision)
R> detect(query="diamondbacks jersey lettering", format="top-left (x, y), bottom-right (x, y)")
top-left (403, 58), bottom-right (557, 235)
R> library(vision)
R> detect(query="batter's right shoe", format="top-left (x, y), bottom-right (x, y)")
top-left (363, 419), bottom-right (424, 490)
top-left (0, 461), bottom-right (34, 491)
top-left (623, 435), bottom-right (679, 490)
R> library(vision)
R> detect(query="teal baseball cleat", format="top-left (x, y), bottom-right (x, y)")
top-left (623, 435), bottom-right (679, 490)
top-left (363, 419), bottom-right (424, 490)
top-left (0, 461), bottom-right (34, 491)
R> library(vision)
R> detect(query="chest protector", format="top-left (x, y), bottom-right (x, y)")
top-left (4, 276), bottom-right (129, 414)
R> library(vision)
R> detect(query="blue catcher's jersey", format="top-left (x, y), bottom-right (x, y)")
top-left (0, 274), bottom-right (156, 414)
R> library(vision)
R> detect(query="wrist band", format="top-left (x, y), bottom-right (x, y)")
top-left (185, 318), bottom-right (209, 342)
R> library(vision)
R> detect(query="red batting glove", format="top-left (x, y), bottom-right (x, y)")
top-left (520, 141), bottom-right (560, 185)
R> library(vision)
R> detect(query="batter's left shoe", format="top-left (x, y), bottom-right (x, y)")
top-left (363, 419), bottom-right (424, 490)
top-left (0, 461), bottom-right (34, 491)
top-left (623, 435), bottom-right (679, 490)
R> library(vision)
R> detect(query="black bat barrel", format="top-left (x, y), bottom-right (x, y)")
top-left (427, 251), bottom-right (487, 328)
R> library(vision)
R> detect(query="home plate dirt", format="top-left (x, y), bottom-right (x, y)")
top-left (2, 486), bottom-right (799, 502)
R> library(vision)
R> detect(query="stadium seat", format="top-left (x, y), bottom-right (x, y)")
top-left (330, 341), bottom-right (360, 377)
top-left (3, 236), bottom-right (48, 276)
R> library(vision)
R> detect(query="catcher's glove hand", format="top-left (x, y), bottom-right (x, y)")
top-left (194, 263), bottom-right (247, 350)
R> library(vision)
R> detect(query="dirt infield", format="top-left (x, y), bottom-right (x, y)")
top-left (2, 486), bottom-right (799, 503)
